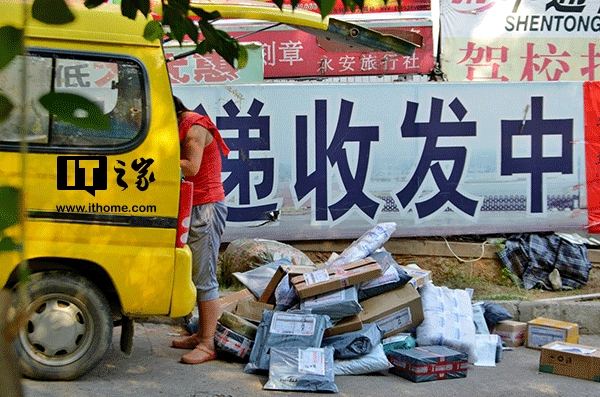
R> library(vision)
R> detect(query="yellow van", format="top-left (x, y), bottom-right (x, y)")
top-left (0, 2), bottom-right (195, 380)
top-left (0, 0), bottom-right (418, 381)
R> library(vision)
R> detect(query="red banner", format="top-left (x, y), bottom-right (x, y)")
top-left (233, 26), bottom-right (434, 78)
top-left (585, 82), bottom-right (600, 233)
top-left (278, 0), bottom-right (431, 13)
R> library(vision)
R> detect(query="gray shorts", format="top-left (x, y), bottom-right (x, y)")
top-left (187, 200), bottom-right (227, 302)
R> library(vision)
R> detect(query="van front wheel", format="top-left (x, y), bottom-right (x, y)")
top-left (13, 271), bottom-right (113, 380)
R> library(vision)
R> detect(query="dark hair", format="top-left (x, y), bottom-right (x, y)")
top-left (173, 96), bottom-right (190, 116)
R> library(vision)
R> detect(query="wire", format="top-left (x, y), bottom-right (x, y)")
top-left (443, 237), bottom-right (488, 263)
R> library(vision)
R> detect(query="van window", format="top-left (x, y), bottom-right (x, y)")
top-left (0, 50), bottom-right (147, 150)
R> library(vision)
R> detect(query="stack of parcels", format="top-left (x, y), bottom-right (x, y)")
top-left (214, 223), bottom-right (508, 391)
top-left (214, 225), bottom-right (440, 392)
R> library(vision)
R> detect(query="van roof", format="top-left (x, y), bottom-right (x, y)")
top-left (1, 2), bottom-right (156, 47)
top-left (159, 0), bottom-right (422, 55)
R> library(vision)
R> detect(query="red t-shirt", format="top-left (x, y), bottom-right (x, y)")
top-left (179, 113), bottom-right (230, 206)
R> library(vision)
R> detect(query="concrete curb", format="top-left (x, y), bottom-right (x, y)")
top-left (495, 300), bottom-right (600, 335)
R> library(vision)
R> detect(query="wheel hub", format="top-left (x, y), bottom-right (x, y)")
top-left (21, 295), bottom-right (92, 366)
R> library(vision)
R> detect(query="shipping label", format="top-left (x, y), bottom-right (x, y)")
top-left (270, 313), bottom-right (317, 335)
top-left (298, 348), bottom-right (326, 375)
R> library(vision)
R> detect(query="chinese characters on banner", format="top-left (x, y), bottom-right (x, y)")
top-left (175, 25), bottom-right (435, 81)
top-left (441, 0), bottom-right (600, 82)
top-left (173, 82), bottom-right (589, 241)
top-left (233, 26), bottom-right (434, 78)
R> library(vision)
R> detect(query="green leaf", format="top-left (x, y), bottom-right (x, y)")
top-left (163, 4), bottom-right (187, 43)
top-left (0, 26), bottom-right (23, 71)
top-left (143, 20), bottom-right (164, 42)
top-left (235, 45), bottom-right (248, 69)
top-left (135, 0), bottom-right (151, 17)
top-left (0, 186), bottom-right (20, 231)
top-left (39, 93), bottom-right (110, 130)
top-left (84, 0), bottom-right (106, 9)
top-left (0, 236), bottom-right (19, 252)
top-left (290, 0), bottom-right (301, 8)
top-left (184, 17), bottom-right (199, 44)
top-left (271, 0), bottom-right (284, 9)
top-left (0, 94), bottom-right (14, 124)
top-left (318, 0), bottom-right (336, 18)
top-left (32, 0), bottom-right (75, 25)
top-left (121, 0), bottom-right (139, 20)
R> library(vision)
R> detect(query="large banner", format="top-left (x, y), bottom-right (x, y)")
top-left (441, 0), bottom-right (600, 82)
top-left (173, 81), bottom-right (590, 241)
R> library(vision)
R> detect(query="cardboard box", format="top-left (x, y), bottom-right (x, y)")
top-left (323, 315), bottom-right (363, 337)
top-left (219, 288), bottom-right (274, 322)
top-left (219, 288), bottom-right (256, 312)
top-left (388, 345), bottom-right (468, 382)
top-left (259, 264), bottom-right (317, 304)
top-left (539, 341), bottom-right (600, 382)
top-left (526, 317), bottom-right (579, 349)
top-left (235, 299), bottom-right (273, 323)
top-left (493, 320), bottom-right (527, 347)
top-left (291, 258), bottom-right (382, 299)
top-left (358, 284), bottom-right (424, 338)
top-left (399, 265), bottom-right (432, 289)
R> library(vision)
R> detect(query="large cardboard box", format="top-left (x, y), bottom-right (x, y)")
top-left (539, 341), bottom-right (600, 382)
top-left (291, 258), bottom-right (382, 299)
top-left (259, 264), bottom-right (317, 304)
top-left (219, 288), bottom-right (274, 322)
top-left (358, 284), bottom-right (424, 337)
top-left (526, 317), bottom-right (579, 349)
top-left (323, 315), bottom-right (363, 337)
top-left (399, 265), bottom-right (432, 289)
top-left (493, 320), bottom-right (527, 347)
top-left (388, 345), bottom-right (468, 382)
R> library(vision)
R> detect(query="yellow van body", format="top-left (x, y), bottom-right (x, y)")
top-left (0, 2), bottom-right (195, 380)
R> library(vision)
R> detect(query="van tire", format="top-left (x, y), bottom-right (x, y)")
top-left (13, 271), bottom-right (113, 380)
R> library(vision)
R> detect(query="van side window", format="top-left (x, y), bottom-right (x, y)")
top-left (0, 51), bottom-right (147, 150)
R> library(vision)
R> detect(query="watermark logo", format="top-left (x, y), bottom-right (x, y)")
top-left (57, 156), bottom-right (107, 196)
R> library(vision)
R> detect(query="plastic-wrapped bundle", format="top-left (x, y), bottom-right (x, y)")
top-left (244, 310), bottom-right (333, 373)
top-left (334, 343), bottom-right (391, 376)
top-left (416, 282), bottom-right (478, 363)
top-left (327, 223), bottom-right (396, 269)
top-left (214, 322), bottom-right (254, 360)
top-left (263, 347), bottom-right (338, 392)
top-left (321, 323), bottom-right (384, 359)
top-left (301, 287), bottom-right (362, 324)
top-left (357, 251), bottom-right (412, 301)
top-left (233, 260), bottom-right (287, 299)
top-left (274, 274), bottom-right (299, 311)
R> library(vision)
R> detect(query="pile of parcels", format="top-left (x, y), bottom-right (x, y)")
top-left (200, 223), bottom-right (600, 392)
